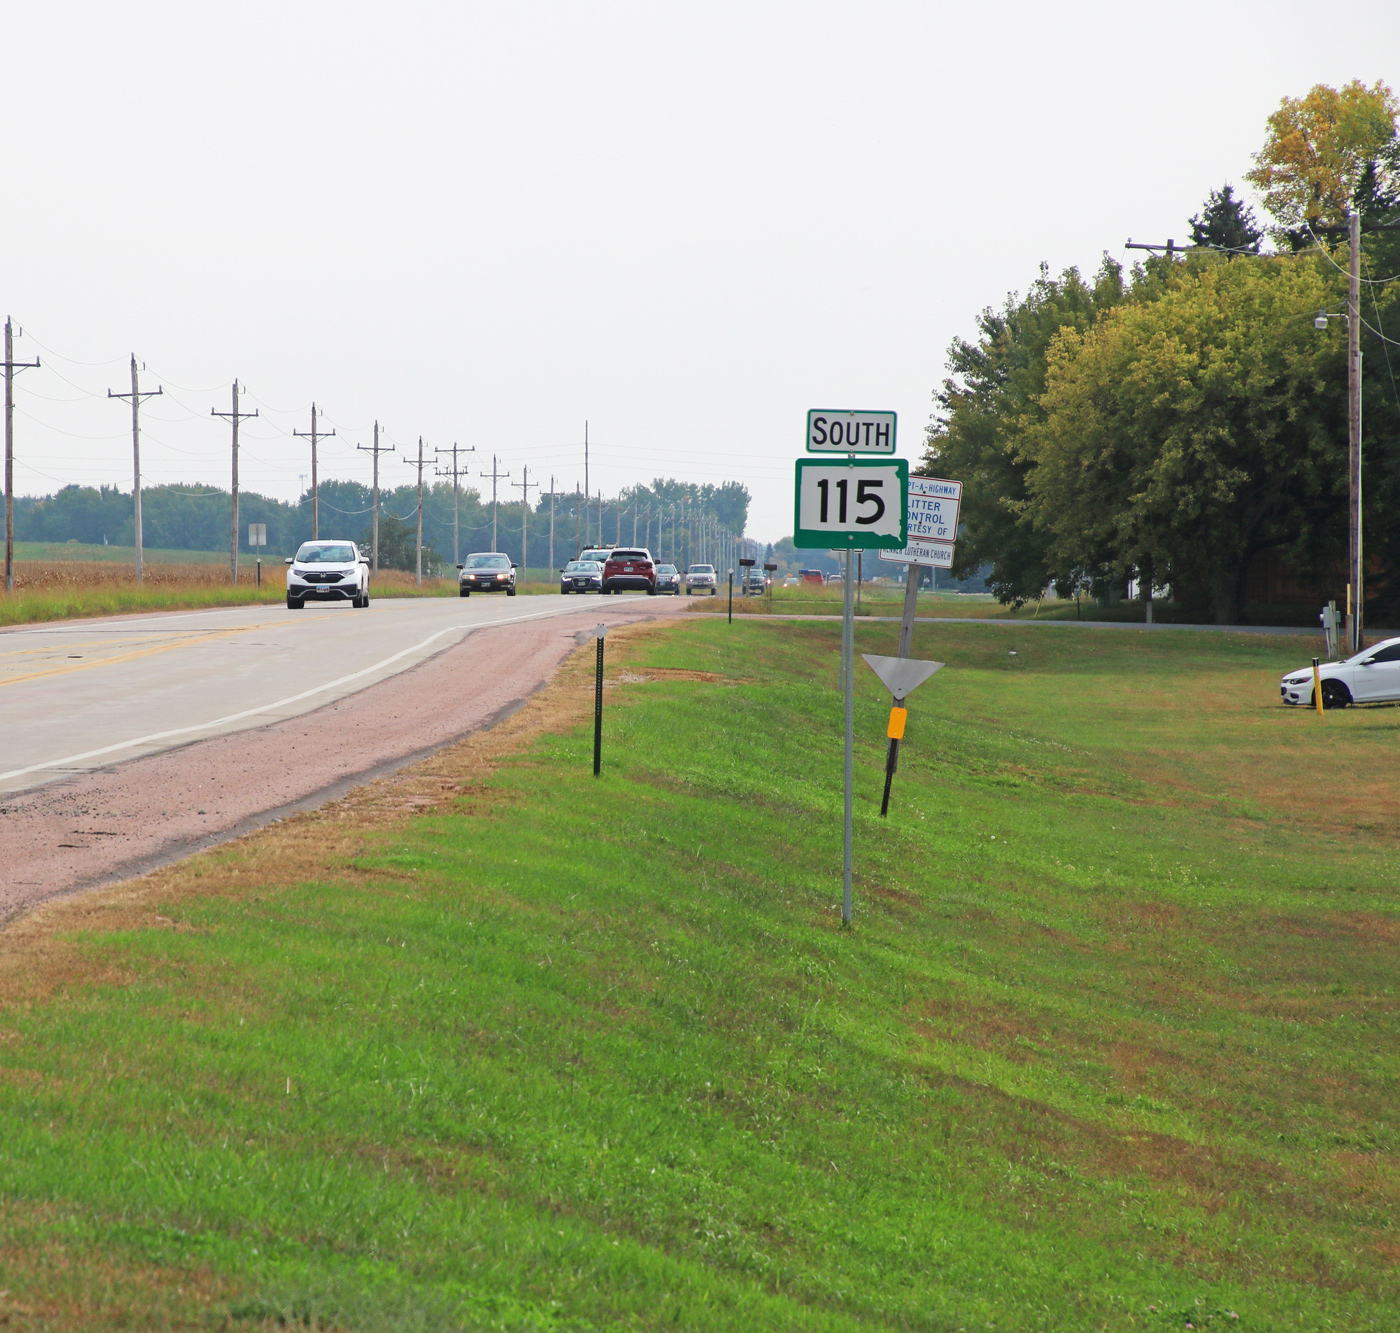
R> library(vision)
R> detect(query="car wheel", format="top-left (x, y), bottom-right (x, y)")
top-left (360, 591), bottom-right (370, 608)
top-left (287, 596), bottom-right (304, 610)
top-left (647, 586), bottom-right (656, 596)
top-left (460, 589), bottom-right (470, 597)
top-left (507, 586), bottom-right (516, 597)
top-left (1318, 680), bottom-right (1351, 710)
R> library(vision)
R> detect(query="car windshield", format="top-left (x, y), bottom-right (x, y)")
top-left (611, 550), bottom-right (649, 561)
top-left (656, 565), bottom-right (676, 574)
top-left (564, 561), bottom-right (599, 573)
top-left (580, 549), bottom-right (611, 562)
top-left (296, 543), bottom-right (355, 564)
top-left (688, 565), bottom-right (714, 574)
top-left (464, 554), bottom-right (511, 570)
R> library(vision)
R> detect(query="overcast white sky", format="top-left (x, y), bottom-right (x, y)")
top-left (4, 1), bottom-right (1396, 541)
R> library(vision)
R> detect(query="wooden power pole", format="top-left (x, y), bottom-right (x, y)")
top-left (356, 422), bottom-right (394, 572)
top-left (294, 403), bottom-right (334, 540)
top-left (434, 441), bottom-right (475, 566)
top-left (211, 381), bottom-right (258, 584)
top-left (1347, 210), bottom-right (1364, 653)
top-left (3, 318), bottom-right (39, 593)
top-left (480, 454), bottom-right (510, 552)
top-left (402, 436), bottom-right (427, 585)
top-left (107, 356), bottom-right (162, 583)
top-left (511, 465), bottom-right (538, 582)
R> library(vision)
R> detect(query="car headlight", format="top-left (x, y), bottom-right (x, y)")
top-left (496, 573), bottom-right (507, 580)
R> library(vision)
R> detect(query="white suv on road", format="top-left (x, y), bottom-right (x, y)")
top-left (686, 563), bottom-right (718, 595)
top-left (285, 541), bottom-right (371, 609)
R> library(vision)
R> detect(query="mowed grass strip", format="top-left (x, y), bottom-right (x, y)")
top-left (0, 621), bottom-right (1396, 1330)
top-left (0, 565), bottom-right (463, 626)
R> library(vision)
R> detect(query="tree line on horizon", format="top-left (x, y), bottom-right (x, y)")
top-left (923, 78), bottom-right (1400, 624)
top-left (13, 475), bottom-right (750, 574)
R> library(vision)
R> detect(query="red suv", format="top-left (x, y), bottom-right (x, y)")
top-left (601, 548), bottom-right (657, 595)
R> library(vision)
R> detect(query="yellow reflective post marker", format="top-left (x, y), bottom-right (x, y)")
top-left (887, 706), bottom-right (907, 739)
top-left (1313, 657), bottom-right (1324, 716)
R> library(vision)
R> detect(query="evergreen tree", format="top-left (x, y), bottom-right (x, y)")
top-left (1188, 184), bottom-right (1264, 254)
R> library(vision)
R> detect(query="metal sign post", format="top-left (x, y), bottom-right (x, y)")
top-left (594, 625), bottom-right (606, 776)
top-left (794, 430), bottom-right (907, 928)
top-left (841, 548), bottom-right (854, 925)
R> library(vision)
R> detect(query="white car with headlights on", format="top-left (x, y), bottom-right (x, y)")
top-left (285, 540), bottom-right (371, 609)
top-left (1280, 637), bottom-right (1400, 709)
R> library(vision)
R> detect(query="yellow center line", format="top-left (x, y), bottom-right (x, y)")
top-left (0, 620), bottom-right (306, 688)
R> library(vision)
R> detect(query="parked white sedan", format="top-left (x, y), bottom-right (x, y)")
top-left (1280, 637), bottom-right (1400, 709)
top-left (285, 540), bottom-right (371, 609)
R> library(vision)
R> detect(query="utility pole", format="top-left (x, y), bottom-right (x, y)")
top-left (480, 454), bottom-right (510, 552)
top-left (402, 436), bottom-right (427, 585)
top-left (434, 441), bottom-right (476, 566)
top-left (1347, 210), bottom-right (1364, 652)
top-left (575, 483), bottom-right (582, 556)
top-left (293, 404), bottom-right (334, 540)
top-left (583, 421), bottom-right (590, 546)
top-left (3, 319), bottom-right (39, 593)
top-left (1125, 237), bottom-right (1198, 260)
top-left (106, 356), bottom-right (162, 584)
top-left (547, 475), bottom-right (557, 576)
top-left (511, 466), bottom-right (538, 582)
top-left (356, 421), bottom-right (394, 572)
top-left (211, 381), bottom-right (258, 584)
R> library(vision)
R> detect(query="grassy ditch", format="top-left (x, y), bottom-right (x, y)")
top-left (0, 620), bottom-right (1397, 1329)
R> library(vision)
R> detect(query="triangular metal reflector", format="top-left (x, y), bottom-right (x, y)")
top-left (861, 654), bottom-right (944, 700)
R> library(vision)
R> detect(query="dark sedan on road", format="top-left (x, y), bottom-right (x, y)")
top-left (560, 559), bottom-right (603, 593)
top-left (457, 552), bottom-right (517, 596)
top-left (654, 563), bottom-right (680, 594)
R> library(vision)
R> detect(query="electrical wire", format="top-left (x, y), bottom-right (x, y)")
top-left (1302, 221), bottom-right (1400, 285)
top-left (15, 328), bottom-right (126, 367)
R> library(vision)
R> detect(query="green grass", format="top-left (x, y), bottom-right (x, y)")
top-left (12, 541), bottom-right (233, 564)
top-left (1, 621), bottom-right (1397, 1329)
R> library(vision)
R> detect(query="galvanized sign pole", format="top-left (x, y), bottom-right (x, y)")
top-left (594, 627), bottom-right (605, 776)
top-left (841, 545), bottom-right (855, 924)
top-left (794, 417), bottom-right (906, 927)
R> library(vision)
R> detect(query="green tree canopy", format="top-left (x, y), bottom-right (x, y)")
top-left (1245, 79), bottom-right (1399, 239)
top-left (920, 258), bottom-right (1128, 604)
top-left (1021, 254), bottom-right (1349, 623)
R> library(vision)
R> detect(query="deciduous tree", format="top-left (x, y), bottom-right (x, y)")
top-left (1021, 255), bottom-right (1350, 623)
top-left (921, 259), bottom-right (1127, 604)
top-left (1245, 80), bottom-right (1398, 239)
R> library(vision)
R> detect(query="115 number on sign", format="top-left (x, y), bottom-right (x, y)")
top-left (793, 458), bottom-right (908, 549)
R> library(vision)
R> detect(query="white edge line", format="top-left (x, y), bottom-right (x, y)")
top-left (0, 604), bottom-right (581, 784)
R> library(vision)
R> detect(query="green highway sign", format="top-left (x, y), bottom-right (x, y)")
top-left (793, 457), bottom-right (908, 549)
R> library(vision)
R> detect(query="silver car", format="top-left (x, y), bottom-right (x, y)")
top-left (686, 563), bottom-right (718, 595)
top-left (285, 540), bottom-right (371, 609)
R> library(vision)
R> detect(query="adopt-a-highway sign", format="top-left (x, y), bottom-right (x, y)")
top-left (879, 476), bottom-right (961, 567)
top-left (793, 457), bottom-right (908, 549)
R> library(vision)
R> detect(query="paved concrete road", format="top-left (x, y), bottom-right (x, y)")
top-left (0, 594), bottom-right (667, 797)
